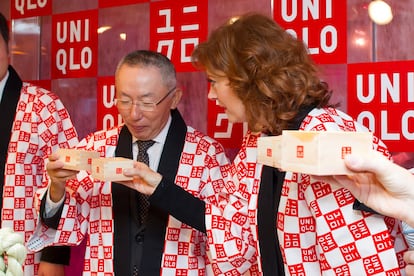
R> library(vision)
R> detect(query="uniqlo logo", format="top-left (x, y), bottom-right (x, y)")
top-left (90, 246), bottom-right (98, 258)
top-left (312, 182), bottom-right (332, 199)
top-left (313, 124), bottom-right (328, 131)
top-left (296, 145), bottom-right (304, 158)
top-left (115, 167), bottom-right (122, 174)
top-left (15, 175), bottom-right (25, 186)
top-left (181, 152), bottom-right (195, 165)
top-left (44, 116), bottom-right (56, 128)
top-left (333, 264), bottom-right (350, 275)
top-left (334, 189), bottom-right (354, 207)
top-left (87, 158), bottom-right (92, 164)
top-left (267, 148), bottom-right (272, 157)
top-left (302, 247), bottom-right (317, 262)
top-left (324, 209), bottom-right (346, 230)
top-left (341, 146), bottom-right (352, 158)
top-left (178, 242), bottom-right (189, 255)
top-left (373, 231), bottom-right (393, 252)
top-left (299, 217), bottom-right (314, 233)
top-left (288, 263), bottom-right (305, 275)
top-left (150, 0), bottom-right (208, 72)
top-left (4, 186), bottom-right (14, 197)
top-left (167, 228), bottom-right (180, 241)
top-left (25, 209), bottom-right (33, 220)
top-left (65, 156), bottom-right (71, 162)
top-left (348, 220), bottom-right (370, 240)
top-left (211, 215), bottom-right (226, 230)
top-left (247, 163), bottom-right (256, 177)
top-left (98, 259), bottom-right (104, 272)
top-left (196, 139), bottom-right (209, 154)
top-left (284, 233), bottom-right (300, 248)
top-left (317, 113), bottom-right (336, 123)
top-left (232, 212), bottom-right (248, 225)
top-left (318, 232), bottom-right (338, 252)
top-left (101, 220), bottom-right (113, 233)
top-left (214, 243), bottom-right (226, 258)
top-left (103, 246), bottom-right (112, 259)
top-left (340, 242), bottom-right (360, 262)
top-left (101, 194), bottom-right (112, 207)
top-left (176, 175), bottom-right (189, 189)
top-left (14, 198), bottom-right (25, 208)
top-left (58, 108), bottom-right (69, 119)
top-left (190, 166), bottom-right (204, 178)
top-left (60, 231), bottom-right (72, 242)
top-left (2, 209), bottom-right (13, 220)
top-left (90, 221), bottom-right (99, 233)
top-left (286, 199), bottom-right (298, 216)
top-left (163, 254), bottom-right (177, 268)
top-left (64, 128), bottom-right (77, 140)
top-left (14, 220), bottom-right (25, 231)
top-left (363, 255), bottom-right (383, 275)
top-left (18, 131), bottom-right (30, 142)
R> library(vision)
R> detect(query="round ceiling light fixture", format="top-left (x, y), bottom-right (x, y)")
top-left (368, 0), bottom-right (393, 25)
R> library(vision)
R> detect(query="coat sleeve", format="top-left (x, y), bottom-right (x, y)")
top-left (149, 138), bottom-right (258, 274)
top-left (28, 134), bottom-right (97, 251)
top-left (194, 140), bottom-right (258, 274)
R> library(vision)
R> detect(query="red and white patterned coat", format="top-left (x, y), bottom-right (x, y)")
top-left (28, 124), bottom-right (254, 275)
top-left (232, 108), bottom-right (408, 275)
top-left (3, 82), bottom-right (78, 275)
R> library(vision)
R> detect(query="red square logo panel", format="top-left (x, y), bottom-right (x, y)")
top-left (150, 0), bottom-right (208, 72)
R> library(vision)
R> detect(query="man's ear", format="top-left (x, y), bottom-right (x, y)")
top-left (170, 88), bottom-right (183, 109)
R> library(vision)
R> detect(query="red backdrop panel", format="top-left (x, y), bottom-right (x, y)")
top-left (51, 10), bottom-right (98, 79)
top-left (347, 61), bottom-right (414, 152)
top-left (150, 0), bottom-right (208, 72)
top-left (273, 0), bottom-right (347, 64)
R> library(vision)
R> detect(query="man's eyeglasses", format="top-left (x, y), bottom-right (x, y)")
top-left (114, 87), bottom-right (176, 112)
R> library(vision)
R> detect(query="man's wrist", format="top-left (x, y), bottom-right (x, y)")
top-left (49, 183), bottom-right (65, 203)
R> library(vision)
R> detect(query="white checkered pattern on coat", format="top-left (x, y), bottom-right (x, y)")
top-left (4, 83), bottom-right (78, 275)
top-left (29, 125), bottom-right (259, 275)
top-left (232, 107), bottom-right (408, 275)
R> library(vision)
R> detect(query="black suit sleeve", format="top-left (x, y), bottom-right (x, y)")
top-left (40, 246), bottom-right (71, 265)
top-left (149, 177), bottom-right (206, 233)
top-left (40, 194), bottom-right (65, 229)
top-left (39, 195), bottom-right (71, 265)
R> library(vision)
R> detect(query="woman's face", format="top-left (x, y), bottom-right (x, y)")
top-left (206, 70), bottom-right (247, 123)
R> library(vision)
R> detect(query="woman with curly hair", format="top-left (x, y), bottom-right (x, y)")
top-left (191, 13), bottom-right (408, 275)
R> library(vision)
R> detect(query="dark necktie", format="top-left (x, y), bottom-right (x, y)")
top-left (136, 140), bottom-right (155, 224)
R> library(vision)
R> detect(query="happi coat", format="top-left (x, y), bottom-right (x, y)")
top-left (229, 107), bottom-right (409, 275)
top-left (28, 109), bottom-right (251, 275)
top-left (1, 66), bottom-right (78, 275)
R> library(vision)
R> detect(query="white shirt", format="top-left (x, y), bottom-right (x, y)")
top-left (0, 69), bottom-right (10, 101)
top-left (132, 115), bottom-right (171, 171)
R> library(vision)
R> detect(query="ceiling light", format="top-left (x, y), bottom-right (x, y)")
top-left (368, 0), bottom-right (393, 25)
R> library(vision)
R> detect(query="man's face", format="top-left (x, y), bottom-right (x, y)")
top-left (115, 64), bottom-right (179, 140)
top-left (0, 35), bottom-right (9, 80)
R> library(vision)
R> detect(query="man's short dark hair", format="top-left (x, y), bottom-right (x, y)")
top-left (0, 12), bottom-right (9, 44)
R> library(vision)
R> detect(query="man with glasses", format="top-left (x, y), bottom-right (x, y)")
top-left (29, 50), bottom-right (234, 275)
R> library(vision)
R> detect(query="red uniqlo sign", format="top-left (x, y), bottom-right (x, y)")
top-left (273, 0), bottom-right (347, 64)
top-left (347, 61), bottom-right (414, 152)
top-left (97, 76), bottom-right (122, 130)
top-left (149, 0), bottom-right (208, 72)
top-left (207, 98), bottom-right (247, 150)
top-left (51, 10), bottom-right (98, 79)
top-left (11, 0), bottom-right (52, 19)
